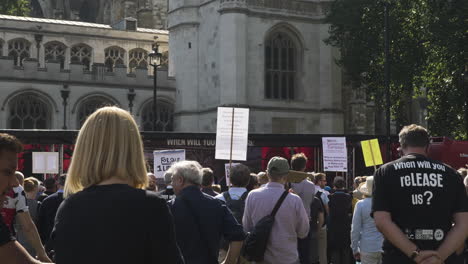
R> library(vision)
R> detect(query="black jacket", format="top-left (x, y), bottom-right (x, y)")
top-left (38, 191), bottom-right (63, 246)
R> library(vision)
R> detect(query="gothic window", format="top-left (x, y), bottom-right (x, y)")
top-left (104, 46), bottom-right (125, 72)
top-left (77, 96), bottom-right (115, 126)
top-left (8, 38), bottom-right (31, 67)
top-left (141, 100), bottom-right (174, 131)
top-left (45, 41), bottom-right (67, 69)
top-left (71, 44), bottom-right (92, 70)
top-left (129, 48), bottom-right (148, 72)
top-left (8, 93), bottom-right (51, 129)
top-left (264, 32), bottom-right (298, 100)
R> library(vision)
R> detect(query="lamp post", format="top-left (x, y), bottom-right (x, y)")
top-left (149, 43), bottom-right (162, 131)
top-left (127, 88), bottom-right (136, 114)
top-left (60, 85), bottom-right (70, 130)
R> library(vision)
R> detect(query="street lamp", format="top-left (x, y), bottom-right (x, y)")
top-left (60, 85), bottom-right (70, 130)
top-left (149, 43), bottom-right (162, 131)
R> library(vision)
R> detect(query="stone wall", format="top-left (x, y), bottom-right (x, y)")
top-left (168, 0), bottom-right (344, 134)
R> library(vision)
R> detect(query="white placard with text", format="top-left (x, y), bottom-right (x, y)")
top-left (153, 149), bottom-right (186, 178)
top-left (215, 107), bottom-right (249, 161)
top-left (32, 152), bottom-right (59, 174)
top-left (322, 137), bottom-right (348, 172)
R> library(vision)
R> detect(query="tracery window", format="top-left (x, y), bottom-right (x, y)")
top-left (104, 46), bottom-right (125, 72)
top-left (8, 94), bottom-right (51, 129)
top-left (141, 100), bottom-right (174, 131)
top-left (129, 48), bottom-right (148, 72)
top-left (264, 32), bottom-right (297, 100)
top-left (8, 38), bottom-right (31, 67)
top-left (77, 96), bottom-right (114, 126)
top-left (45, 41), bottom-right (67, 69)
top-left (71, 44), bottom-right (92, 70)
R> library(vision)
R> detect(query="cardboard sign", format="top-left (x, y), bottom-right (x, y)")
top-left (215, 107), bottom-right (249, 161)
top-left (361, 139), bottom-right (383, 167)
top-left (322, 137), bottom-right (348, 172)
top-left (32, 152), bottom-right (59, 174)
top-left (224, 163), bottom-right (240, 186)
top-left (153, 149), bottom-right (186, 178)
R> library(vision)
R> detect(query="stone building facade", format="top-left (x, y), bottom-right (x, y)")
top-left (168, 0), bottom-right (351, 134)
top-left (1, 0), bottom-right (384, 135)
top-left (31, 0), bottom-right (168, 29)
top-left (0, 14), bottom-right (174, 131)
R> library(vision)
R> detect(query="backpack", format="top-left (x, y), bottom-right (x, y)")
top-left (222, 191), bottom-right (248, 224)
top-left (242, 191), bottom-right (289, 262)
top-left (315, 191), bottom-right (328, 226)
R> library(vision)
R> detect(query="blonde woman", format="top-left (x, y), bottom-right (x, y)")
top-left (50, 107), bottom-right (183, 264)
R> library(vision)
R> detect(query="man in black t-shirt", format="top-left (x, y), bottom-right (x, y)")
top-left (0, 133), bottom-right (52, 264)
top-left (372, 124), bottom-right (468, 264)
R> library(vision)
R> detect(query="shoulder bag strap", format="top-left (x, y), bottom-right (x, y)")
top-left (223, 191), bottom-right (232, 203)
top-left (270, 191), bottom-right (289, 218)
top-left (180, 196), bottom-right (219, 264)
top-left (239, 191), bottom-right (248, 201)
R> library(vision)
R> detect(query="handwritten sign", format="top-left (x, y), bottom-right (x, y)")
top-left (153, 149), bottom-right (186, 178)
top-left (215, 107), bottom-right (250, 161)
top-left (361, 139), bottom-right (383, 167)
top-left (322, 137), bottom-right (348, 172)
top-left (32, 152), bottom-right (59, 174)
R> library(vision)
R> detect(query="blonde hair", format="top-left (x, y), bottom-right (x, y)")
top-left (24, 177), bottom-right (40, 193)
top-left (64, 106), bottom-right (147, 197)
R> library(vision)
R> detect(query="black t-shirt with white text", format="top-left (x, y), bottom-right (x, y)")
top-left (372, 154), bottom-right (468, 256)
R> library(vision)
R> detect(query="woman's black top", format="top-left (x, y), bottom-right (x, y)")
top-left (51, 184), bottom-right (184, 264)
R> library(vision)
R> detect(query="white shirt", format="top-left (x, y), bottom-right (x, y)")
top-left (215, 187), bottom-right (248, 202)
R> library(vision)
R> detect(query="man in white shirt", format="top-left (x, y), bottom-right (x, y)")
top-left (215, 164), bottom-right (250, 206)
top-left (215, 164), bottom-right (250, 262)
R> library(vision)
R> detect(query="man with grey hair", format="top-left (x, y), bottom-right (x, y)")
top-left (168, 160), bottom-right (245, 264)
top-left (243, 156), bottom-right (309, 264)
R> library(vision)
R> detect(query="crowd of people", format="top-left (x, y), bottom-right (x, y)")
top-left (0, 106), bottom-right (467, 264)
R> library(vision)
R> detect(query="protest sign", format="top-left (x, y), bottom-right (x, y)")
top-left (153, 149), bottom-right (186, 178)
top-left (361, 139), bottom-right (383, 168)
top-left (322, 137), bottom-right (348, 172)
top-left (32, 152), bottom-right (59, 174)
top-left (215, 107), bottom-right (249, 161)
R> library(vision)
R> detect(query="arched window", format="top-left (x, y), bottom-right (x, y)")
top-left (45, 41), bottom-right (67, 69)
top-left (264, 31), bottom-right (298, 100)
top-left (0, 39), bottom-right (3, 56)
top-left (8, 93), bottom-right (51, 129)
top-left (129, 48), bottom-right (148, 72)
top-left (141, 100), bottom-right (174, 131)
top-left (8, 38), bottom-right (31, 67)
top-left (71, 44), bottom-right (92, 70)
top-left (104, 46), bottom-right (125, 72)
top-left (77, 96), bottom-right (115, 126)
